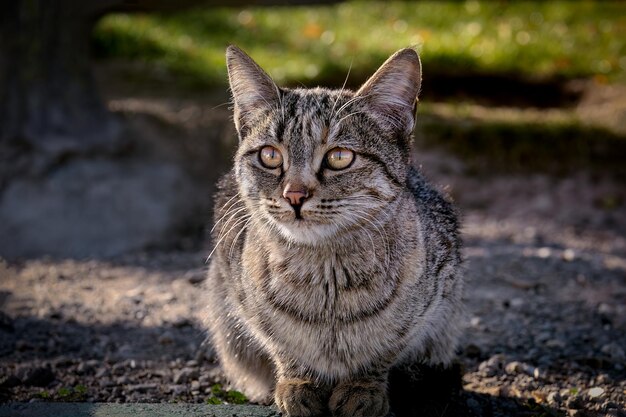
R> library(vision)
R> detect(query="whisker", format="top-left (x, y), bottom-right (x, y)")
top-left (333, 93), bottom-right (370, 119)
top-left (206, 214), bottom-right (252, 263)
top-left (330, 60), bottom-right (353, 120)
top-left (336, 110), bottom-right (366, 126)
top-left (344, 207), bottom-right (392, 267)
top-left (229, 216), bottom-right (253, 260)
top-left (336, 211), bottom-right (378, 263)
top-left (211, 203), bottom-right (247, 234)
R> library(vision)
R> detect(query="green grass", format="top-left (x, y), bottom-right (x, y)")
top-left (205, 383), bottom-right (248, 405)
top-left (93, 0), bottom-right (626, 88)
top-left (35, 385), bottom-right (88, 402)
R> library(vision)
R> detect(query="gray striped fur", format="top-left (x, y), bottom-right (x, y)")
top-left (204, 46), bottom-right (463, 417)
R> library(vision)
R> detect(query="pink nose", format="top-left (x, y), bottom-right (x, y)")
top-left (283, 185), bottom-right (309, 206)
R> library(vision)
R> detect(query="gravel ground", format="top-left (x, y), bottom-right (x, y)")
top-left (1, 93), bottom-right (625, 416)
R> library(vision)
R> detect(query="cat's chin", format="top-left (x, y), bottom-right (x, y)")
top-left (273, 220), bottom-right (340, 245)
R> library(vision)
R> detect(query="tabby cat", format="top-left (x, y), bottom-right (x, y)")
top-left (204, 45), bottom-right (463, 417)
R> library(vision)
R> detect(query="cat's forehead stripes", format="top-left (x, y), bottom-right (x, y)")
top-left (278, 90), bottom-right (336, 166)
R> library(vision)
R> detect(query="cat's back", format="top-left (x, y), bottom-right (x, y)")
top-left (405, 165), bottom-right (461, 309)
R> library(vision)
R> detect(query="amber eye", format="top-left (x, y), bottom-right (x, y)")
top-left (259, 146), bottom-right (283, 169)
top-left (325, 148), bottom-right (355, 170)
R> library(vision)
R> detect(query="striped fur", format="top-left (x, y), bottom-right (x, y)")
top-left (204, 46), bottom-right (463, 417)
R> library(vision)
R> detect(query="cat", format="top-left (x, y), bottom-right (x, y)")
top-left (204, 45), bottom-right (463, 417)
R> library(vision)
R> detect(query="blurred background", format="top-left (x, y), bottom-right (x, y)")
top-left (1, 1), bottom-right (626, 414)
top-left (1, 0), bottom-right (624, 258)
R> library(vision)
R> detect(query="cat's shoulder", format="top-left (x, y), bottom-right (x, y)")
top-left (406, 166), bottom-right (459, 235)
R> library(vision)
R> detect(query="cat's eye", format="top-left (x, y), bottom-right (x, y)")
top-left (259, 146), bottom-right (283, 169)
top-left (325, 148), bottom-right (355, 170)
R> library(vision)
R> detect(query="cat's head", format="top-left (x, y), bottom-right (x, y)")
top-left (226, 46), bottom-right (421, 245)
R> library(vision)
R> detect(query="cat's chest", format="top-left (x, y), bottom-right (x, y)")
top-left (255, 245), bottom-right (399, 322)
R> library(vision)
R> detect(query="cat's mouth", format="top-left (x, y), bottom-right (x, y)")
top-left (292, 204), bottom-right (303, 220)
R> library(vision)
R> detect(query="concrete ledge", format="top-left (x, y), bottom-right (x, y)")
top-left (0, 403), bottom-right (279, 417)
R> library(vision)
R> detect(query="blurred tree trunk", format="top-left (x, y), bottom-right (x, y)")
top-left (0, 1), bottom-right (123, 157)
top-left (0, 0), bottom-right (340, 159)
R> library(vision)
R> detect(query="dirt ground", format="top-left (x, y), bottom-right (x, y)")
top-left (0, 79), bottom-right (625, 416)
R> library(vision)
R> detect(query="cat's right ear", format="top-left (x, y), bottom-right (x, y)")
top-left (226, 45), bottom-right (280, 139)
top-left (356, 48), bottom-right (421, 137)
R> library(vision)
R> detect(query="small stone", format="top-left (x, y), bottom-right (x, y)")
top-left (190, 380), bottom-right (200, 390)
top-left (111, 362), bottom-right (128, 375)
top-left (478, 354), bottom-right (506, 377)
top-left (566, 395), bottom-right (584, 410)
top-left (598, 304), bottom-right (613, 315)
top-left (533, 367), bottom-right (546, 379)
top-left (595, 374), bottom-right (612, 384)
top-left (547, 392), bottom-right (561, 405)
top-left (168, 384), bottom-right (187, 395)
top-left (98, 378), bottom-right (115, 388)
top-left (510, 298), bottom-right (525, 308)
top-left (562, 249), bottom-right (576, 261)
top-left (505, 361), bottom-right (523, 375)
top-left (173, 367), bottom-right (199, 384)
top-left (116, 376), bottom-right (129, 385)
top-left (587, 387), bottom-right (604, 398)
top-left (601, 400), bottom-right (619, 411)
top-left (537, 247), bottom-right (552, 258)
top-left (158, 331), bottom-right (175, 345)
top-left (546, 338), bottom-right (566, 348)
top-left (127, 383), bottom-right (157, 392)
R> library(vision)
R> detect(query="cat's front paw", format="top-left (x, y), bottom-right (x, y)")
top-left (329, 380), bottom-right (389, 417)
top-left (274, 378), bottom-right (330, 417)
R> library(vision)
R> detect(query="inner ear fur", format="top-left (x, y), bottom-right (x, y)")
top-left (356, 48), bottom-right (422, 135)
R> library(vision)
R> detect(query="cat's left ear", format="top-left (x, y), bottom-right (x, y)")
top-left (226, 45), bottom-right (281, 138)
top-left (356, 48), bottom-right (422, 136)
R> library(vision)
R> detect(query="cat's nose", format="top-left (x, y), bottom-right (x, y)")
top-left (283, 183), bottom-right (309, 206)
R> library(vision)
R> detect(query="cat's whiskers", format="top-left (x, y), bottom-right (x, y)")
top-left (211, 101), bottom-right (232, 110)
top-left (211, 203), bottom-right (248, 235)
top-left (210, 197), bottom-right (245, 233)
top-left (332, 195), bottom-right (393, 266)
top-left (335, 211), bottom-right (379, 264)
top-left (329, 61), bottom-right (353, 121)
top-left (332, 93), bottom-right (370, 121)
top-left (335, 110), bottom-right (366, 126)
top-left (345, 207), bottom-right (392, 268)
top-left (273, 85), bottom-right (285, 125)
top-left (228, 216), bottom-right (254, 261)
top-left (219, 193), bottom-right (243, 212)
top-left (206, 214), bottom-right (252, 263)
